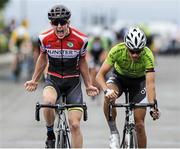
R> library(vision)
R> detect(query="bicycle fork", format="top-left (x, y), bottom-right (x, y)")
top-left (121, 109), bottom-right (137, 148)
top-left (56, 112), bottom-right (71, 148)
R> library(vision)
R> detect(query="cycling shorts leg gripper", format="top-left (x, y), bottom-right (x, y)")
top-left (68, 107), bottom-right (83, 112)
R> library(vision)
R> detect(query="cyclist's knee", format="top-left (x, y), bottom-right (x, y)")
top-left (69, 121), bottom-right (80, 132)
top-left (135, 121), bottom-right (145, 134)
top-left (68, 110), bottom-right (81, 132)
top-left (43, 95), bottom-right (56, 105)
top-left (43, 86), bottom-right (57, 104)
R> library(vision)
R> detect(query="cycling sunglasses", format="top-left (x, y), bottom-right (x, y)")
top-left (128, 49), bottom-right (142, 54)
top-left (51, 19), bottom-right (68, 26)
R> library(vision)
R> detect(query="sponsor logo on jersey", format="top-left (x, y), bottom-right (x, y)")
top-left (67, 42), bottom-right (73, 48)
top-left (47, 49), bottom-right (79, 58)
top-left (141, 88), bottom-right (146, 94)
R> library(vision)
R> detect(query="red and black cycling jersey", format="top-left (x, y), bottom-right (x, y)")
top-left (38, 26), bottom-right (88, 79)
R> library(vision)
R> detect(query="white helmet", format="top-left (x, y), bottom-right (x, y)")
top-left (124, 27), bottom-right (146, 50)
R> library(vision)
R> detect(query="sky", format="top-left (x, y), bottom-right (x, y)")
top-left (3, 0), bottom-right (180, 37)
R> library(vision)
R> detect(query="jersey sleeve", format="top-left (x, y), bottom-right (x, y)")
top-left (38, 35), bottom-right (46, 53)
top-left (80, 38), bottom-right (88, 57)
top-left (144, 48), bottom-right (155, 72)
top-left (104, 45), bottom-right (117, 66)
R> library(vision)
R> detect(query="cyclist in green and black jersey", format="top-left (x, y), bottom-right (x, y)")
top-left (96, 27), bottom-right (160, 148)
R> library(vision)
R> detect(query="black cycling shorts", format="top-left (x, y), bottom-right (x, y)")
top-left (106, 70), bottom-right (147, 103)
top-left (44, 75), bottom-right (83, 104)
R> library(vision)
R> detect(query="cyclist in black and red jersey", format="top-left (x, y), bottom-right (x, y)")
top-left (24, 4), bottom-right (99, 148)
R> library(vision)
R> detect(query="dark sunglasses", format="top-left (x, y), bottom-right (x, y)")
top-left (51, 19), bottom-right (68, 26)
top-left (128, 49), bottom-right (142, 54)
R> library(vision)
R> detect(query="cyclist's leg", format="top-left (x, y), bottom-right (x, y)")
top-left (104, 76), bottom-right (123, 148)
top-left (104, 76), bottom-right (123, 133)
top-left (130, 77), bottom-right (147, 148)
top-left (68, 109), bottom-right (83, 148)
top-left (104, 82), bottom-right (120, 122)
top-left (134, 108), bottom-right (146, 148)
top-left (11, 52), bottom-right (20, 81)
top-left (66, 78), bottom-right (84, 148)
top-left (43, 85), bottom-right (57, 126)
top-left (43, 80), bottom-right (58, 148)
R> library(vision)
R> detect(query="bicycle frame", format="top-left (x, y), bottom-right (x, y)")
top-left (35, 94), bottom-right (87, 149)
top-left (55, 106), bottom-right (71, 148)
top-left (109, 89), bottom-right (156, 149)
top-left (121, 90), bottom-right (138, 148)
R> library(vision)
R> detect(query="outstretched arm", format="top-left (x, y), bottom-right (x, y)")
top-left (146, 71), bottom-right (156, 104)
top-left (32, 52), bottom-right (47, 82)
top-left (96, 62), bottom-right (118, 100)
top-left (146, 71), bottom-right (160, 120)
top-left (79, 56), bottom-right (99, 96)
top-left (96, 62), bottom-right (112, 91)
top-left (24, 52), bottom-right (47, 91)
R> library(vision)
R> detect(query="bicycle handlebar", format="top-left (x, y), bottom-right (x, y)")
top-left (112, 102), bottom-right (155, 108)
top-left (109, 100), bottom-right (158, 121)
top-left (35, 102), bottom-right (88, 121)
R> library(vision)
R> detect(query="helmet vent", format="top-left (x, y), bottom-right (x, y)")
top-left (139, 42), bottom-right (143, 48)
top-left (141, 35), bottom-right (144, 40)
top-left (131, 33), bottom-right (133, 38)
top-left (135, 37), bottom-right (138, 46)
top-left (126, 36), bottom-right (131, 41)
top-left (128, 42), bottom-right (134, 49)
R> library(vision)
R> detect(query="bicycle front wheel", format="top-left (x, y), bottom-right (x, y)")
top-left (122, 129), bottom-right (138, 149)
top-left (56, 130), bottom-right (65, 148)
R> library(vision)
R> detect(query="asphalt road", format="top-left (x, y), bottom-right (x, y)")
top-left (0, 55), bottom-right (180, 148)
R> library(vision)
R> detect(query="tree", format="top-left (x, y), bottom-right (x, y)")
top-left (0, 0), bottom-right (10, 10)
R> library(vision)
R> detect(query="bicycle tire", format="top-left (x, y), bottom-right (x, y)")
top-left (130, 129), bottom-right (138, 148)
top-left (122, 132), bottom-right (131, 148)
top-left (121, 129), bottom-right (138, 149)
top-left (56, 130), bottom-right (65, 148)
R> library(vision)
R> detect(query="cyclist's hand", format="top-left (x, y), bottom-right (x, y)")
top-left (104, 89), bottom-right (118, 100)
top-left (150, 108), bottom-right (160, 120)
top-left (24, 80), bottom-right (38, 92)
top-left (86, 85), bottom-right (99, 96)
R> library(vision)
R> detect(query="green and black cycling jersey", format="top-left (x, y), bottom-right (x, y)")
top-left (105, 42), bottom-right (155, 78)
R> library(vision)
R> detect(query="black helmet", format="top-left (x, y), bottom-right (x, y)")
top-left (48, 4), bottom-right (71, 21)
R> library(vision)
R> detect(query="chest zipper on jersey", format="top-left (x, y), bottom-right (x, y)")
top-left (60, 39), bottom-right (64, 77)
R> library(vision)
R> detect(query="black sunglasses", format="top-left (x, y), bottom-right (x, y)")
top-left (128, 49), bottom-right (142, 54)
top-left (51, 19), bottom-right (68, 26)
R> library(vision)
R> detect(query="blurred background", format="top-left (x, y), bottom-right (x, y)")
top-left (0, 0), bottom-right (180, 148)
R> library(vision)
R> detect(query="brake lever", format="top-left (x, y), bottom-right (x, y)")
top-left (150, 99), bottom-right (159, 121)
top-left (35, 102), bottom-right (41, 121)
